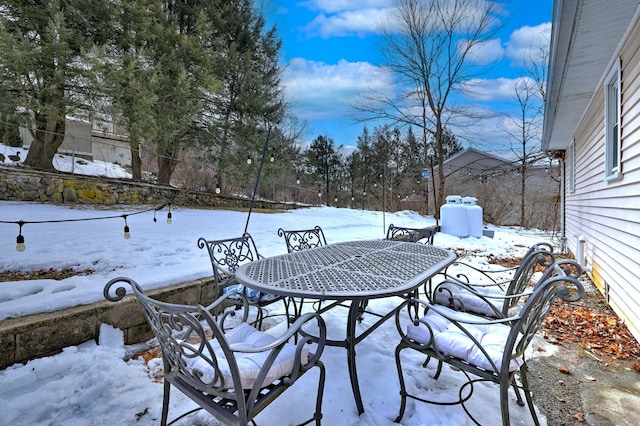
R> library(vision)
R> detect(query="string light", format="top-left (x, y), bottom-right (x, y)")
top-left (246, 154), bottom-right (252, 165)
top-left (215, 182), bottom-right (221, 194)
top-left (1, 203), bottom-right (171, 252)
top-left (123, 216), bottom-right (131, 239)
top-left (16, 221), bottom-right (25, 252)
top-left (166, 210), bottom-right (172, 224)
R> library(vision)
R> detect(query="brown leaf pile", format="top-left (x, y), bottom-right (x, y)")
top-left (0, 267), bottom-right (94, 282)
top-left (543, 300), bottom-right (640, 369)
top-left (489, 255), bottom-right (640, 371)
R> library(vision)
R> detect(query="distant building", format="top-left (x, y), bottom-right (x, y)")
top-left (434, 148), bottom-right (560, 228)
top-left (21, 117), bottom-right (131, 167)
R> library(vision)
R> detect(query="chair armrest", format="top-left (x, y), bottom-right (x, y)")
top-left (541, 259), bottom-right (585, 301)
top-left (443, 260), bottom-right (518, 281)
top-left (228, 312), bottom-right (326, 384)
top-left (230, 312), bottom-right (326, 354)
top-left (407, 298), bottom-right (518, 326)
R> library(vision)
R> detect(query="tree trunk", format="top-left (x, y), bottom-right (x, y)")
top-left (130, 141), bottom-right (142, 181)
top-left (24, 115), bottom-right (65, 171)
top-left (435, 122), bottom-right (446, 220)
top-left (156, 147), bottom-right (178, 185)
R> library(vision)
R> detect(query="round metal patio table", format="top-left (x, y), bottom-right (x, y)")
top-left (235, 239), bottom-right (456, 415)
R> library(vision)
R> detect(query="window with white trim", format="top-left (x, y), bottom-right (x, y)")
top-left (604, 58), bottom-right (622, 179)
top-left (568, 139), bottom-right (575, 192)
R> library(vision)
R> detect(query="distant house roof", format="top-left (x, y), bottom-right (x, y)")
top-left (542, 0), bottom-right (640, 151)
top-left (441, 147), bottom-right (510, 169)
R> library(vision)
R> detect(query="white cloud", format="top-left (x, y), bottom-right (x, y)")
top-left (304, 8), bottom-right (393, 38)
top-left (302, 0), bottom-right (393, 14)
top-left (505, 22), bottom-right (551, 66)
top-left (283, 58), bottom-right (395, 120)
top-left (460, 76), bottom-right (540, 102)
top-left (464, 38), bottom-right (504, 65)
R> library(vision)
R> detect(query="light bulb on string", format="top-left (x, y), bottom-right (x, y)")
top-left (215, 183), bottom-right (221, 194)
top-left (153, 210), bottom-right (157, 223)
top-left (123, 216), bottom-right (131, 239)
top-left (16, 221), bottom-right (25, 252)
top-left (167, 211), bottom-right (172, 224)
top-left (247, 155), bottom-right (252, 165)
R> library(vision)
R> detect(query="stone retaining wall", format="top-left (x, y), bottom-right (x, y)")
top-left (0, 278), bottom-right (215, 369)
top-left (0, 166), bottom-right (292, 210)
top-left (0, 167), bottom-right (298, 369)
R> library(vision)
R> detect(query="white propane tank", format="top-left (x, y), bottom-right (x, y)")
top-left (441, 195), bottom-right (467, 237)
top-left (462, 196), bottom-right (483, 238)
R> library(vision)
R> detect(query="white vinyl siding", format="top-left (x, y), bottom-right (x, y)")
top-left (566, 16), bottom-right (640, 343)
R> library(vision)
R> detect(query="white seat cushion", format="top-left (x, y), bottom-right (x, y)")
top-left (184, 322), bottom-right (309, 389)
top-left (406, 306), bottom-right (522, 372)
top-left (433, 282), bottom-right (520, 318)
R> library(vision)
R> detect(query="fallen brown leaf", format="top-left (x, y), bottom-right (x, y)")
top-left (572, 412), bottom-right (586, 422)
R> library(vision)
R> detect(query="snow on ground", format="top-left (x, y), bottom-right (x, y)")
top-left (0, 142), bottom-right (559, 425)
top-left (0, 201), bottom-right (557, 426)
top-left (0, 143), bottom-right (131, 179)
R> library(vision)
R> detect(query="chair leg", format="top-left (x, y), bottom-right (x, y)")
top-left (314, 362), bottom-right (326, 426)
top-left (500, 380), bottom-right (511, 426)
top-left (161, 378), bottom-right (171, 426)
top-left (255, 306), bottom-right (265, 330)
top-left (511, 380), bottom-right (524, 406)
top-left (422, 355), bottom-right (443, 380)
top-left (394, 343), bottom-right (408, 423)
top-left (519, 366), bottom-right (540, 426)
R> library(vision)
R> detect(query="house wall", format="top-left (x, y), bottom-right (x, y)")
top-left (90, 131), bottom-right (131, 166)
top-left (567, 14), bottom-right (640, 341)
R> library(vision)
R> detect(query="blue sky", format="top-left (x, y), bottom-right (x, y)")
top-left (265, 0), bottom-right (553, 154)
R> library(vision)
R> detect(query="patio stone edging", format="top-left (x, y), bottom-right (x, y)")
top-left (0, 277), bottom-right (215, 370)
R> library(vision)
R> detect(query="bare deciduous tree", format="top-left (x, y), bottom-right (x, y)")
top-left (355, 0), bottom-right (500, 218)
top-left (504, 77), bottom-right (544, 227)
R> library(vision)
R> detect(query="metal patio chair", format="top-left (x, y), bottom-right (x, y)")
top-left (394, 260), bottom-right (584, 425)
top-left (432, 245), bottom-right (557, 318)
top-left (198, 233), bottom-right (290, 329)
top-left (277, 226), bottom-right (328, 253)
top-left (441, 242), bottom-right (555, 289)
top-left (104, 277), bottom-right (326, 426)
top-left (386, 224), bottom-right (437, 245)
top-left (277, 226), bottom-right (328, 317)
